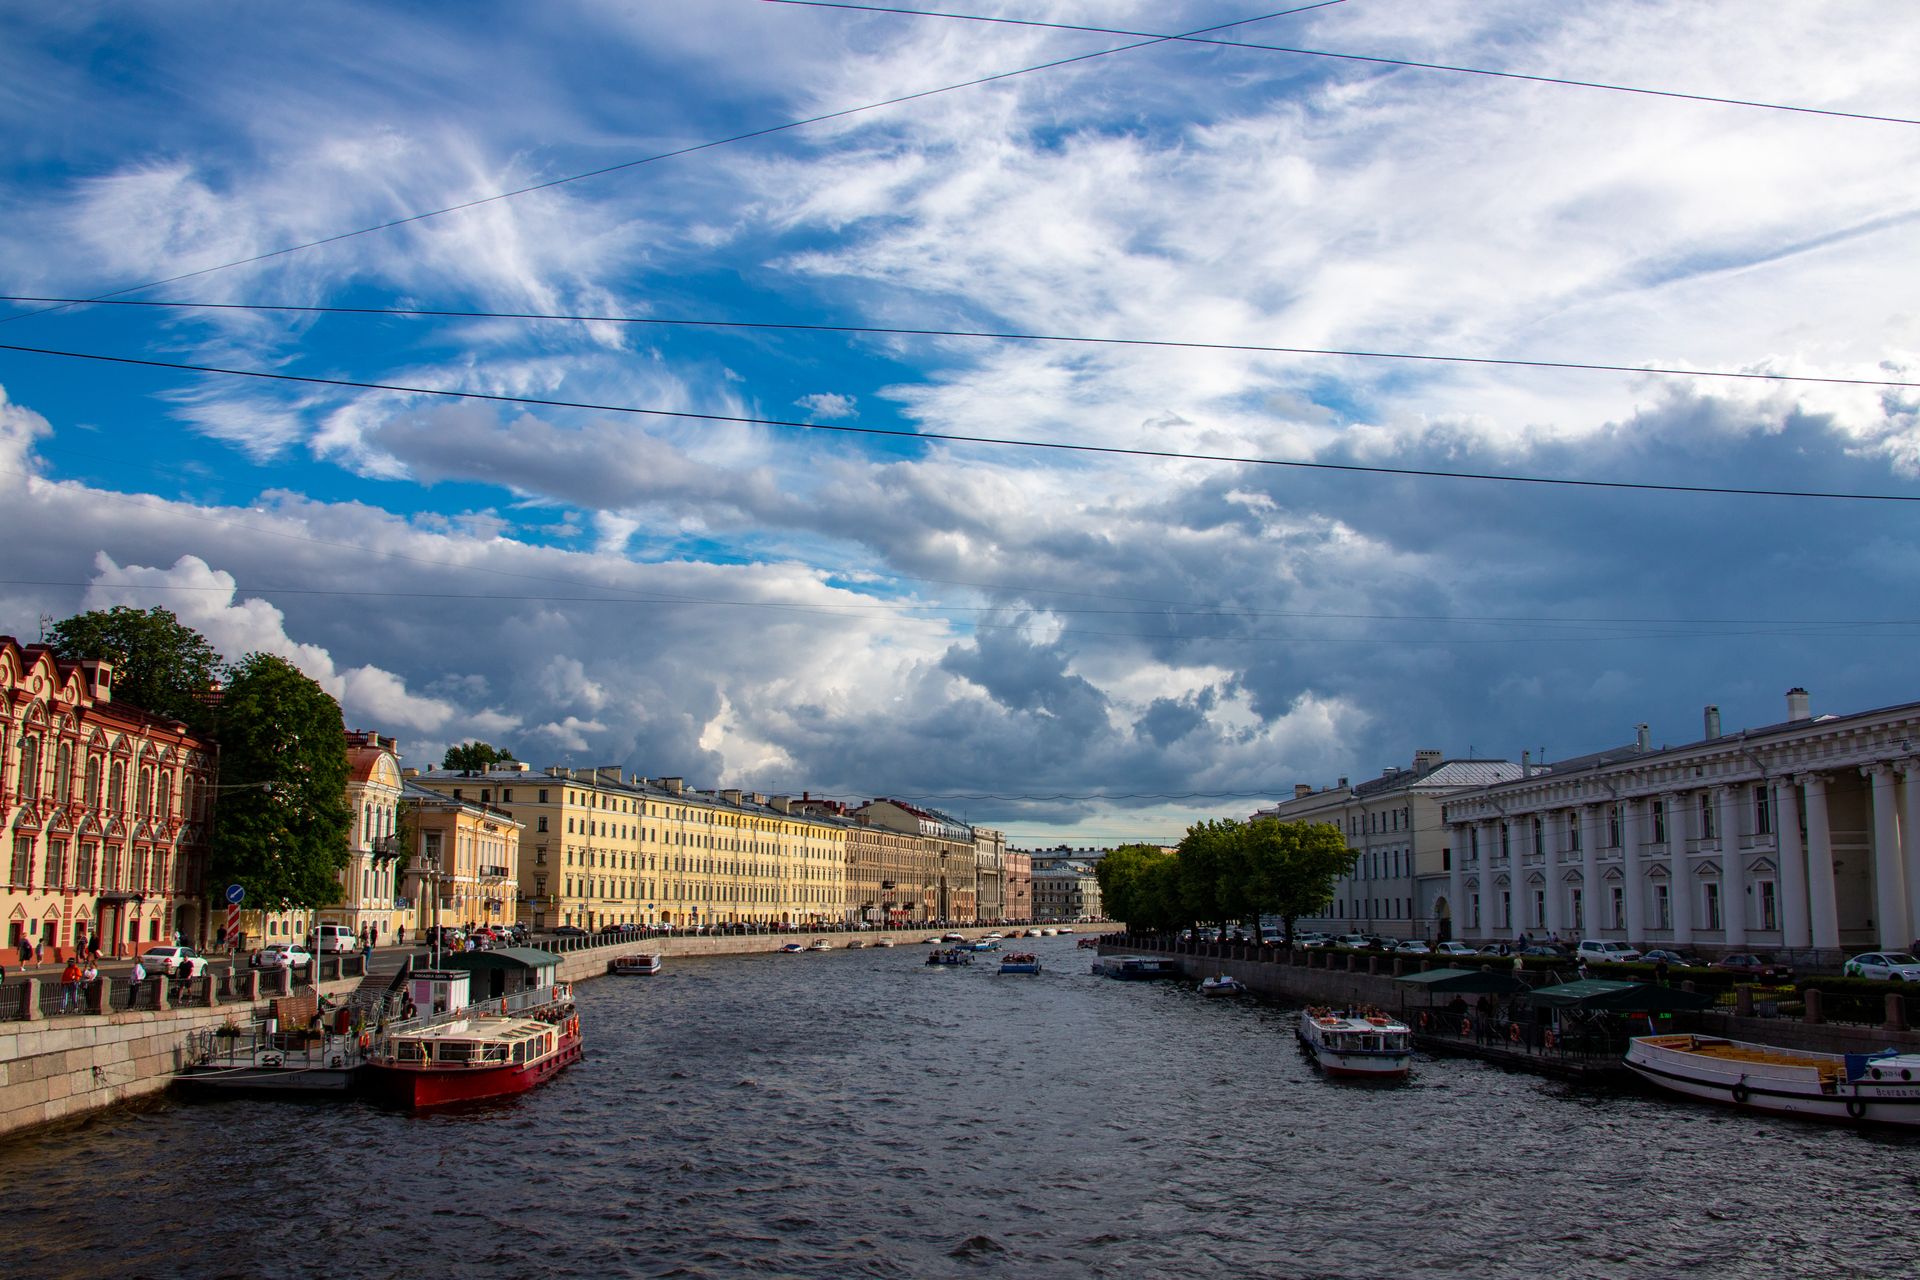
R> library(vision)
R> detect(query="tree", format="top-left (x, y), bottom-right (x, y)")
top-left (208, 653), bottom-right (353, 912)
top-left (1175, 819), bottom-right (1244, 932)
top-left (1241, 818), bottom-right (1356, 945)
top-left (1095, 844), bottom-right (1182, 933)
top-left (443, 741), bottom-right (516, 771)
top-left (46, 606), bottom-right (221, 729)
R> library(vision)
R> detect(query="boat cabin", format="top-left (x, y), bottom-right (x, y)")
top-left (386, 1017), bottom-right (560, 1069)
top-left (437, 946), bottom-right (562, 1001)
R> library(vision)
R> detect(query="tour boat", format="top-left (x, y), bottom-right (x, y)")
top-left (612, 953), bottom-right (663, 975)
top-left (1626, 1033), bottom-right (1920, 1125)
top-left (370, 1010), bottom-right (583, 1108)
top-left (926, 947), bottom-right (973, 967)
top-left (807, 938), bottom-right (834, 952)
top-left (1296, 1008), bottom-right (1414, 1079)
top-left (1198, 975), bottom-right (1248, 998)
top-left (998, 952), bottom-right (1042, 975)
top-left (1091, 955), bottom-right (1182, 980)
top-left (871, 936), bottom-right (896, 948)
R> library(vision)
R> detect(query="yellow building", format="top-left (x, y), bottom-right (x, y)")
top-left (398, 778), bottom-right (522, 939)
top-left (0, 639), bottom-right (215, 959)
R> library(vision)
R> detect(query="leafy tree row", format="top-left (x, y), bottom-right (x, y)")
top-left (1095, 817), bottom-right (1355, 942)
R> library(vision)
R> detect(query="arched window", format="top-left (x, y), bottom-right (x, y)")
top-left (108, 760), bottom-right (125, 812)
top-left (55, 743), bottom-right (72, 803)
top-left (17, 734), bottom-right (40, 796)
top-left (137, 766), bottom-right (153, 815)
top-left (157, 772), bottom-right (172, 819)
top-left (84, 756), bottom-right (101, 807)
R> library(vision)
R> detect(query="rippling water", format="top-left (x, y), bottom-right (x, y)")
top-left (4, 937), bottom-right (1918, 1278)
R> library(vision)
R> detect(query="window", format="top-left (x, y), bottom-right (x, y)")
top-left (108, 761), bottom-right (125, 811)
top-left (539, 789), bottom-right (549, 803)
top-left (1754, 786), bottom-right (1772, 836)
top-left (1501, 824), bottom-right (1511, 858)
top-left (157, 771), bottom-right (171, 818)
top-left (537, 816), bottom-right (549, 832)
top-left (1533, 889), bottom-right (1545, 928)
top-left (1652, 799), bottom-right (1666, 844)
top-left (17, 734), bottom-right (40, 794)
top-left (47, 839), bottom-right (67, 888)
top-left (85, 757), bottom-right (101, 806)
top-left (1610, 885), bottom-right (1624, 929)
top-left (77, 842), bottom-right (96, 889)
top-left (1533, 817), bottom-right (1544, 856)
top-left (1571, 887), bottom-right (1584, 930)
top-left (1470, 892), bottom-right (1481, 928)
top-left (1655, 883), bottom-right (1670, 929)
top-left (55, 743), bottom-right (71, 802)
top-left (9, 836), bottom-right (33, 887)
top-left (137, 766), bottom-right (152, 815)
top-left (103, 845), bottom-right (121, 891)
top-left (1608, 806), bottom-right (1622, 848)
top-left (1701, 794), bottom-right (1715, 840)
top-left (1569, 814), bottom-right (1581, 852)
top-left (1760, 880), bottom-right (1778, 931)
top-left (1501, 890), bottom-right (1512, 927)
top-left (1441, 847), bottom-right (1451, 872)
top-left (1704, 882), bottom-right (1722, 931)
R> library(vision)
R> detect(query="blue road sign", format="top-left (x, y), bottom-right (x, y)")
top-left (226, 883), bottom-right (245, 906)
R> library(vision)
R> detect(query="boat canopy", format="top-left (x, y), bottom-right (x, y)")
top-left (440, 946), bottom-right (560, 975)
top-left (1395, 966), bottom-right (1528, 994)
top-left (1524, 979), bottom-right (1714, 1011)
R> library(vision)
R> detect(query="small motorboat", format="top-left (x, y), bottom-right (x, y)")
top-left (1198, 975), bottom-right (1248, 997)
top-left (999, 952), bottom-right (1042, 975)
top-left (926, 947), bottom-right (973, 967)
top-left (806, 938), bottom-right (833, 952)
top-left (611, 953), bottom-right (663, 976)
top-left (778, 942), bottom-right (806, 953)
top-left (871, 937), bottom-right (896, 948)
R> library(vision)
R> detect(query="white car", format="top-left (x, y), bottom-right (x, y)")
top-left (1843, 952), bottom-right (1920, 981)
top-left (1577, 939), bottom-right (1643, 964)
top-left (250, 942), bottom-right (313, 971)
top-left (140, 945), bottom-right (210, 977)
top-left (1395, 940), bottom-right (1432, 956)
top-left (1435, 941), bottom-right (1476, 956)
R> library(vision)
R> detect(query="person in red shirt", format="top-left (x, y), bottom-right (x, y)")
top-left (60, 958), bottom-right (84, 1012)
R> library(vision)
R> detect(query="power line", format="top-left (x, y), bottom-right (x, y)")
top-left (4, 339), bottom-right (1917, 503)
top-left (0, 3), bottom-right (1336, 330)
top-left (10, 294), bottom-right (1913, 392)
top-left (765, 0), bottom-right (1920, 128)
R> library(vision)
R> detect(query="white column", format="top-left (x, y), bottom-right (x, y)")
top-left (1868, 764), bottom-right (1908, 951)
top-left (1803, 773), bottom-right (1840, 952)
top-left (1448, 820), bottom-right (1467, 942)
top-left (1579, 804), bottom-right (1603, 937)
top-left (1542, 810), bottom-right (1566, 939)
top-left (1622, 798), bottom-right (1646, 944)
top-left (1717, 785), bottom-right (1746, 947)
top-left (1668, 792), bottom-right (1693, 947)
top-left (1775, 779), bottom-right (1811, 951)
top-left (1902, 762), bottom-right (1920, 953)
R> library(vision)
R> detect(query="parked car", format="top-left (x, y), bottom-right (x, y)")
top-left (1336, 934), bottom-right (1371, 949)
top-left (424, 925), bottom-right (465, 950)
top-left (1295, 932), bottom-right (1334, 948)
top-left (312, 922), bottom-right (356, 954)
top-left (141, 945), bottom-right (210, 977)
top-left (1396, 940), bottom-right (1432, 956)
top-left (1576, 939), bottom-right (1643, 964)
top-left (550, 925), bottom-right (588, 938)
top-left (1520, 945), bottom-right (1567, 958)
top-left (250, 942), bottom-right (312, 971)
top-left (1478, 942), bottom-right (1515, 957)
top-left (1640, 948), bottom-right (1696, 968)
top-left (1843, 952), bottom-right (1920, 981)
top-left (1715, 952), bottom-right (1794, 982)
top-left (1434, 941), bottom-right (1477, 957)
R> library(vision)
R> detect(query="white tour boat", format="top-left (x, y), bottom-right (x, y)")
top-left (1198, 975), bottom-right (1248, 998)
top-left (1297, 1008), bottom-right (1414, 1079)
top-left (1626, 1033), bottom-right (1920, 1125)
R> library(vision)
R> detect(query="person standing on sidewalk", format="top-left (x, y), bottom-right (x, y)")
top-left (60, 957), bottom-right (83, 1011)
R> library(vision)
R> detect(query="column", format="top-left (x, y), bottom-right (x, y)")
top-left (1717, 785), bottom-right (1746, 947)
top-left (1669, 792), bottom-right (1693, 947)
top-left (1579, 804), bottom-right (1603, 937)
top-left (1775, 779), bottom-right (1812, 951)
top-left (1447, 821), bottom-right (1467, 943)
top-left (1622, 797), bottom-right (1646, 944)
top-left (1867, 764), bottom-right (1908, 951)
top-left (1902, 762), bottom-right (1920, 952)
top-left (1803, 773), bottom-right (1840, 952)
top-left (1542, 811), bottom-right (1566, 939)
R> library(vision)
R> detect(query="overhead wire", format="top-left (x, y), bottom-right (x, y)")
top-left (3, 341), bottom-right (1916, 503)
top-left (7, 295), bottom-right (1913, 392)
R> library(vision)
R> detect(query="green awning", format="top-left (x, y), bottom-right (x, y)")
top-left (1524, 979), bottom-right (1713, 1011)
top-left (1394, 966), bottom-right (1529, 994)
top-left (437, 946), bottom-right (560, 975)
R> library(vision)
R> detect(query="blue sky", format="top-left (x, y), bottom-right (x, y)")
top-left (3, 1), bottom-right (1919, 845)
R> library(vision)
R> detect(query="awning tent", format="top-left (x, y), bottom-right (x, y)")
top-left (1394, 966), bottom-right (1529, 995)
top-left (1522, 979), bottom-right (1714, 1011)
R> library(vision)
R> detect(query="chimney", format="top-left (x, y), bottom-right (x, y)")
top-left (769, 795), bottom-right (793, 814)
top-left (720, 788), bottom-right (743, 805)
top-left (1337, 777), bottom-right (1349, 789)
top-left (661, 777), bottom-right (684, 795)
top-left (1294, 784), bottom-right (1312, 799)
top-left (1786, 687), bottom-right (1811, 722)
top-left (1522, 750), bottom-right (1531, 775)
top-left (1413, 749), bottom-right (1442, 772)
top-left (78, 658), bottom-right (113, 704)
top-left (1704, 705), bottom-right (1722, 739)
top-left (1636, 724), bottom-right (1651, 751)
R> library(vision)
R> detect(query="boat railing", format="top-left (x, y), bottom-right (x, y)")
top-left (383, 981), bottom-right (571, 1038)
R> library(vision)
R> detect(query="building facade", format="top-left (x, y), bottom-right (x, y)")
top-left (1002, 847), bottom-right (1032, 921)
top-left (314, 730), bottom-right (408, 944)
top-left (1443, 690), bottom-right (1920, 967)
top-left (0, 640), bottom-right (215, 958)
top-left (1030, 858), bottom-right (1101, 921)
top-left (398, 778), bottom-right (523, 938)
top-left (852, 799), bottom-right (978, 923)
top-left (1254, 751), bottom-right (1523, 941)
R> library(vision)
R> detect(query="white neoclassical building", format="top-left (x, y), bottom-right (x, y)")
top-left (1443, 689), bottom-right (1920, 966)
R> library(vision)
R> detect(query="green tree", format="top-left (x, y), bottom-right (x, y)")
top-left (1095, 844), bottom-right (1182, 933)
top-left (46, 606), bottom-right (221, 729)
top-left (1176, 818), bottom-right (1244, 932)
top-left (1241, 818), bottom-right (1355, 944)
top-left (443, 741), bottom-right (516, 771)
top-left (209, 653), bottom-right (353, 912)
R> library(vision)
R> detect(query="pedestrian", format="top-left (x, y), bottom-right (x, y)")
top-left (82, 958), bottom-right (99, 1005)
top-left (88, 934), bottom-right (102, 963)
top-left (397, 924), bottom-right (406, 947)
top-left (1577, 961), bottom-right (1590, 982)
top-left (1512, 952), bottom-right (1524, 975)
top-left (1654, 956), bottom-right (1670, 987)
top-left (60, 957), bottom-right (83, 1012)
top-left (15, 938), bottom-right (28, 968)
top-left (128, 957), bottom-right (147, 1005)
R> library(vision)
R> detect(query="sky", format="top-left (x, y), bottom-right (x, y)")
top-left (2, 1), bottom-right (1919, 847)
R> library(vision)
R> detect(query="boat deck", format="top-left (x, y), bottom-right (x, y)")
top-left (1639, 1034), bottom-right (1843, 1083)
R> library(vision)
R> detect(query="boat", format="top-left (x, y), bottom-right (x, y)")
top-left (1076, 937), bottom-right (1100, 949)
top-left (1091, 955), bottom-right (1182, 980)
top-left (1198, 975), bottom-right (1248, 998)
top-left (779, 942), bottom-right (806, 953)
top-left (807, 938), bottom-right (834, 952)
top-left (1625, 1033), bottom-right (1920, 1125)
top-left (871, 936), bottom-right (896, 948)
top-left (176, 992), bottom-right (367, 1095)
top-left (847, 939), bottom-right (868, 949)
top-left (366, 964), bottom-right (582, 1108)
top-left (1056, 927), bottom-right (1075, 935)
top-left (926, 947), bottom-right (973, 967)
top-left (968, 939), bottom-right (1000, 952)
top-left (999, 952), bottom-right (1041, 975)
top-left (942, 932), bottom-right (967, 943)
top-left (611, 953), bottom-right (662, 975)
top-left (922, 936), bottom-right (945, 945)
top-left (1296, 1008), bottom-right (1413, 1079)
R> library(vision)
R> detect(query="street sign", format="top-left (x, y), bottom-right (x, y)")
top-left (225, 883), bottom-right (245, 906)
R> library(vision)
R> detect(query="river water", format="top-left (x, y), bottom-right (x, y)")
top-left (3, 935), bottom-right (1917, 1278)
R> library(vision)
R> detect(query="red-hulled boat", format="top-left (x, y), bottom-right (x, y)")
top-left (370, 1007), bottom-right (583, 1107)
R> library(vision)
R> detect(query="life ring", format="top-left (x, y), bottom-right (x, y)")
top-left (1417, 1011), bottom-right (1430, 1031)
top-left (1460, 1018), bottom-right (1472, 1037)
top-left (500, 998), bottom-right (508, 1015)
top-left (1543, 1030), bottom-right (1556, 1050)
top-left (1731, 1081), bottom-right (1751, 1105)
top-left (1846, 1097), bottom-right (1868, 1120)
top-left (1508, 1022), bottom-right (1521, 1044)
top-left (358, 1032), bottom-right (371, 1051)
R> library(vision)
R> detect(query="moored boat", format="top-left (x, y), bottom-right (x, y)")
top-left (926, 947), bottom-right (973, 966)
top-left (1198, 975), bottom-right (1248, 998)
top-left (779, 942), bottom-right (806, 953)
top-left (611, 953), bottom-right (663, 975)
top-left (999, 952), bottom-right (1041, 974)
top-left (366, 964), bottom-right (582, 1108)
top-left (1297, 1008), bottom-right (1413, 1079)
top-left (1091, 955), bottom-right (1182, 980)
top-left (807, 938), bottom-right (834, 952)
top-left (1625, 1033), bottom-right (1920, 1125)
top-left (871, 936), bottom-right (896, 948)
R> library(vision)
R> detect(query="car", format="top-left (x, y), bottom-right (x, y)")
top-left (1715, 952), bottom-right (1794, 982)
top-left (141, 945), bottom-right (211, 977)
top-left (1520, 945), bottom-right (1567, 958)
top-left (1478, 942), bottom-right (1515, 956)
top-left (312, 923), bottom-right (357, 954)
top-left (249, 942), bottom-right (312, 971)
top-left (1395, 940), bottom-right (1432, 956)
top-left (1336, 934), bottom-right (1371, 949)
top-left (1434, 941), bottom-right (1477, 956)
top-left (1843, 952), bottom-right (1920, 981)
top-left (1295, 932), bottom-right (1334, 948)
top-left (1640, 948), bottom-right (1695, 968)
top-left (1577, 939), bottom-right (1643, 964)
top-left (550, 925), bottom-right (588, 937)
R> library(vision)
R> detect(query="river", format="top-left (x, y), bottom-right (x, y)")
top-left (2, 934), bottom-right (1916, 1278)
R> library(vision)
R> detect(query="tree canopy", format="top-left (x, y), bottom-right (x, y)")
top-left (1097, 818), bottom-right (1355, 939)
top-left (443, 741), bottom-right (517, 771)
top-left (208, 653), bottom-right (353, 911)
top-left (1093, 844), bottom-right (1181, 933)
top-left (46, 605), bottom-right (221, 730)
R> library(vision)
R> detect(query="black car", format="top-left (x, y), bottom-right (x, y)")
top-left (551, 925), bottom-right (588, 937)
